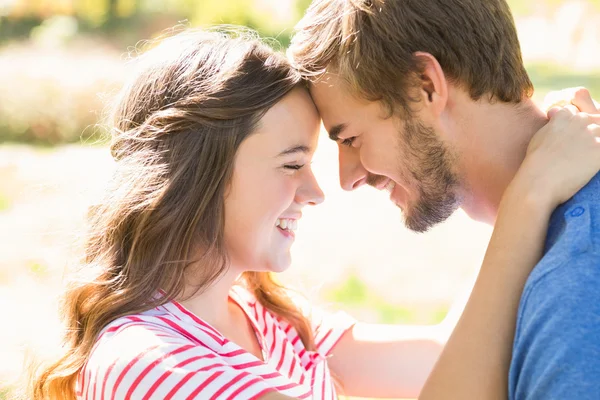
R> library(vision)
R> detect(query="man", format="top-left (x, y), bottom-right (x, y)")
top-left (289, 0), bottom-right (600, 399)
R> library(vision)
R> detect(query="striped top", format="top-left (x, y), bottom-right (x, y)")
top-left (77, 285), bottom-right (355, 400)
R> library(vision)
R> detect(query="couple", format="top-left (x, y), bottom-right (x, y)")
top-left (31, 0), bottom-right (600, 399)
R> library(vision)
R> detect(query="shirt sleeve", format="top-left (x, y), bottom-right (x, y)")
top-left (284, 289), bottom-right (356, 356)
top-left (80, 327), bottom-right (275, 400)
top-left (310, 304), bottom-right (357, 356)
top-left (509, 254), bottom-right (600, 400)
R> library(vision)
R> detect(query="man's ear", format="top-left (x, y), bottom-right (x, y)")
top-left (413, 51), bottom-right (448, 117)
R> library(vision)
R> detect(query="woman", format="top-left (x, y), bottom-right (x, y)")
top-left (30, 29), bottom-right (600, 399)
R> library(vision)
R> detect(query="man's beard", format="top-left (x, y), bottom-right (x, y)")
top-left (368, 119), bottom-right (461, 233)
top-left (403, 119), bottom-right (461, 232)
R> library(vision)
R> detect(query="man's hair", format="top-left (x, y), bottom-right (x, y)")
top-left (289, 0), bottom-right (534, 117)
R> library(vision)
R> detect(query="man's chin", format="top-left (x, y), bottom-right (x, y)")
top-left (403, 215), bottom-right (439, 233)
top-left (402, 202), bottom-right (459, 233)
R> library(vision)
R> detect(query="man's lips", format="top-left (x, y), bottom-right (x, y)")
top-left (366, 173), bottom-right (387, 189)
top-left (366, 174), bottom-right (408, 208)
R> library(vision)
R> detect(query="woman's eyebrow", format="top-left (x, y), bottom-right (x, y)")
top-left (277, 145), bottom-right (311, 157)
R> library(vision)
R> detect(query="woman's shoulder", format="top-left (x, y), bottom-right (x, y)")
top-left (93, 303), bottom-right (185, 344)
top-left (78, 303), bottom-right (220, 399)
top-left (85, 304), bottom-right (206, 367)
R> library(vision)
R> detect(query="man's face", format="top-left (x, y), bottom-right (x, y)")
top-left (310, 75), bottom-right (462, 232)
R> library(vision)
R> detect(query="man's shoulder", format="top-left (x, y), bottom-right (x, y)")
top-left (520, 249), bottom-right (600, 317)
top-left (509, 178), bottom-right (600, 400)
top-left (516, 189), bottom-right (600, 328)
top-left (510, 228), bottom-right (600, 400)
top-left (525, 184), bottom-right (600, 288)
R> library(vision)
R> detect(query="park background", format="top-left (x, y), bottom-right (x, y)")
top-left (0, 0), bottom-right (599, 399)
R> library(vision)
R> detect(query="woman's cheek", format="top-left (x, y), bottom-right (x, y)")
top-left (278, 177), bottom-right (298, 205)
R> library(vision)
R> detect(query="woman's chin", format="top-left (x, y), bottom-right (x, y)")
top-left (265, 254), bottom-right (292, 274)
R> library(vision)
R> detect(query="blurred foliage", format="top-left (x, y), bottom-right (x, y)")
top-left (0, 192), bottom-right (10, 211)
top-left (507, 0), bottom-right (600, 16)
top-left (0, 38), bottom-right (119, 145)
top-left (528, 63), bottom-right (600, 99)
top-left (1, 0), bottom-right (309, 46)
top-left (326, 272), bottom-right (448, 325)
top-left (28, 261), bottom-right (48, 277)
top-left (296, 0), bottom-right (312, 16)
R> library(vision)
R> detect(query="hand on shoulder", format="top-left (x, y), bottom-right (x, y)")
top-left (509, 88), bottom-right (600, 210)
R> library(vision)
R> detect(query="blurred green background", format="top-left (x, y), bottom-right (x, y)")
top-left (0, 0), bottom-right (599, 399)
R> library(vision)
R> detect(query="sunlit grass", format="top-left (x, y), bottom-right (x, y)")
top-left (528, 63), bottom-right (600, 104)
top-left (0, 193), bottom-right (10, 212)
top-left (0, 388), bottom-right (11, 400)
top-left (326, 272), bottom-right (448, 325)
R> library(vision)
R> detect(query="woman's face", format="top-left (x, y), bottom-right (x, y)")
top-left (224, 87), bottom-right (324, 273)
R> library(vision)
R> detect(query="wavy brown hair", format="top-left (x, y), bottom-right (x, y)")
top-left (30, 28), bottom-right (316, 399)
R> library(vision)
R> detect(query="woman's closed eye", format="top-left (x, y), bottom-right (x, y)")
top-left (283, 164), bottom-right (305, 171)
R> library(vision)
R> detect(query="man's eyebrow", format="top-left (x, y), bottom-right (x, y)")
top-left (328, 123), bottom-right (347, 141)
top-left (277, 145), bottom-right (311, 157)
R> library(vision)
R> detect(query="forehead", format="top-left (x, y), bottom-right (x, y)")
top-left (247, 88), bottom-right (320, 152)
top-left (308, 74), bottom-right (379, 129)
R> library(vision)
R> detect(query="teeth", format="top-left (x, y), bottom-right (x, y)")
top-left (385, 180), bottom-right (396, 192)
top-left (275, 218), bottom-right (298, 231)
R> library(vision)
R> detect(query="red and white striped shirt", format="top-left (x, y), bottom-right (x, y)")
top-left (77, 285), bottom-right (355, 400)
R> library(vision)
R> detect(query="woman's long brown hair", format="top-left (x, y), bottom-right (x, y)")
top-left (31, 29), bottom-right (316, 399)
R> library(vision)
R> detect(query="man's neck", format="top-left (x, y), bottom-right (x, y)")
top-left (453, 96), bottom-right (548, 224)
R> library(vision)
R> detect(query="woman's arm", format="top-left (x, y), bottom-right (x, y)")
top-left (327, 107), bottom-right (600, 399)
top-left (328, 323), bottom-right (444, 398)
top-left (259, 393), bottom-right (299, 400)
top-left (328, 286), bottom-right (473, 398)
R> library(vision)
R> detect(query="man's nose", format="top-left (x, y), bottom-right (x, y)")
top-left (339, 147), bottom-right (368, 191)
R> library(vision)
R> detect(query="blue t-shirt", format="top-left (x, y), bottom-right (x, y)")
top-left (509, 173), bottom-right (600, 400)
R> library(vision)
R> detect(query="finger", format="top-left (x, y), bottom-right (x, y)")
top-left (572, 87), bottom-right (598, 113)
top-left (543, 87), bottom-right (583, 111)
top-left (585, 114), bottom-right (600, 125)
top-left (547, 106), bottom-right (562, 119)
top-left (549, 105), bottom-right (577, 121)
top-left (563, 104), bottom-right (579, 115)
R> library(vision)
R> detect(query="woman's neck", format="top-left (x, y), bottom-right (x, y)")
top-left (178, 266), bottom-right (241, 331)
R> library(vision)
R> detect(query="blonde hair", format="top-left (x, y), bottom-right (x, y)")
top-left (30, 29), bottom-right (316, 399)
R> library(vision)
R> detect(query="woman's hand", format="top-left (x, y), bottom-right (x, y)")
top-left (509, 104), bottom-right (600, 211)
top-left (544, 86), bottom-right (600, 114)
